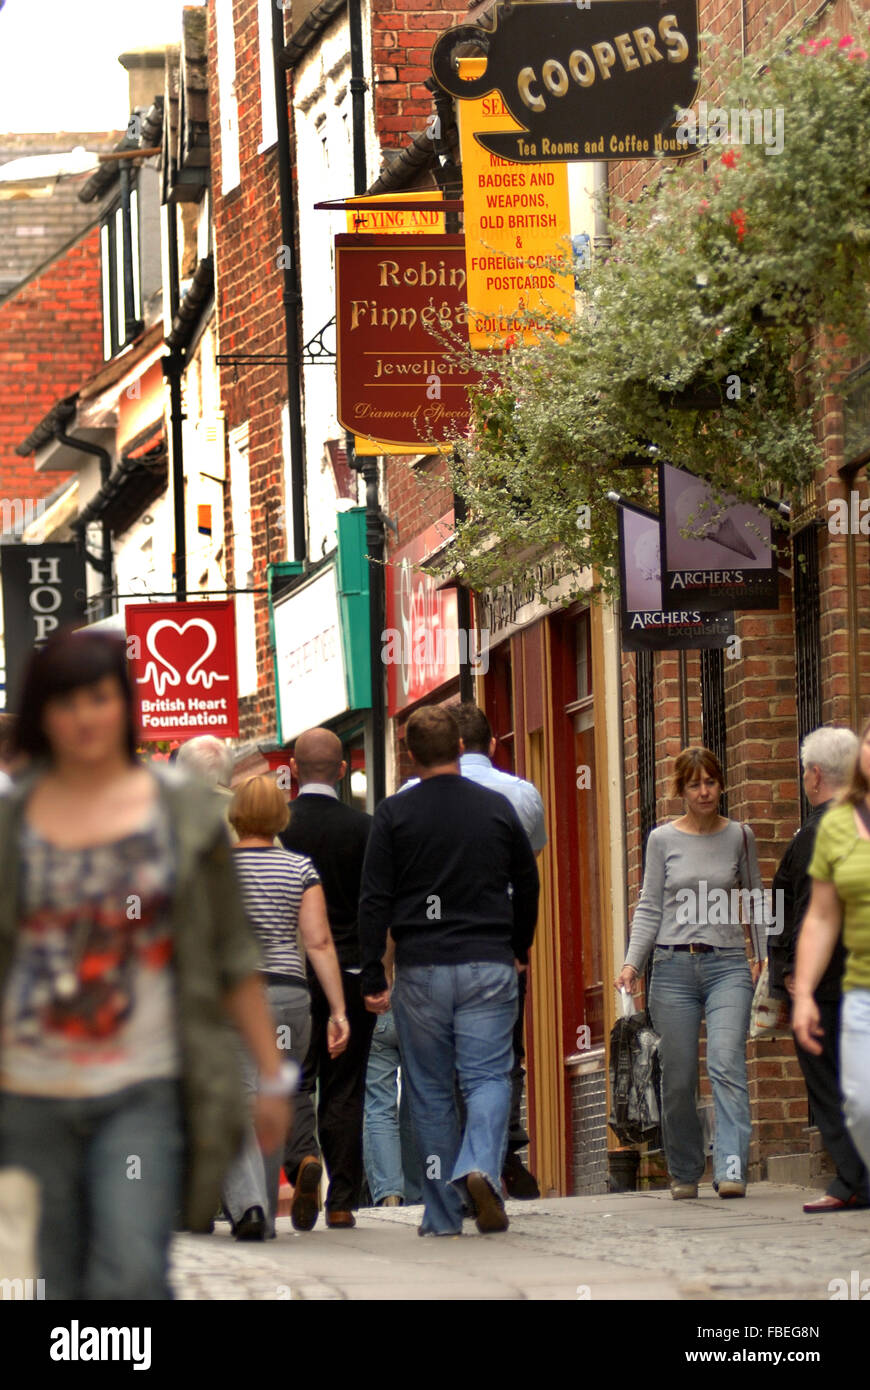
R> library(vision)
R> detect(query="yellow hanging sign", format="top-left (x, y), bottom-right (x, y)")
top-left (458, 58), bottom-right (573, 348)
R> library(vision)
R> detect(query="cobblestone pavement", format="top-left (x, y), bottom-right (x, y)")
top-left (170, 1183), bottom-right (870, 1300)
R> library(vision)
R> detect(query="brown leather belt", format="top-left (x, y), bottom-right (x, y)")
top-left (660, 943), bottom-right (715, 954)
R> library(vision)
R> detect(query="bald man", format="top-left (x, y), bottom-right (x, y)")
top-left (279, 729), bottom-right (376, 1228)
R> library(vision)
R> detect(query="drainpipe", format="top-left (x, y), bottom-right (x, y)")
top-left (427, 80), bottom-right (475, 701)
top-left (164, 193), bottom-right (187, 601)
top-left (55, 428), bottom-right (114, 620)
top-left (346, 0), bottom-right (387, 804)
top-left (273, 1), bottom-right (306, 563)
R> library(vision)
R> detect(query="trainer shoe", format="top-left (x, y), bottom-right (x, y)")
top-left (670, 1182), bottom-right (699, 1200)
top-left (716, 1180), bottom-right (746, 1199)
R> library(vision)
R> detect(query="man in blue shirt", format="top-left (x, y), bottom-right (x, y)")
top-left (402, 702), bottom-right (546, 1198)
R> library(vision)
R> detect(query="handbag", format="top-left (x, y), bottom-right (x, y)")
top-left (608, 988), bottom-right (662, 1147)
top-left (738, 825), bottom-right (791, 1038)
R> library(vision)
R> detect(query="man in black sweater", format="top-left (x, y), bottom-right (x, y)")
top-left (280, 728), bottom-right (376, 1229)
top-left (769, 725), bottom-right (869, 1213)
top-left (360, 705), bottom-right (539, 1236)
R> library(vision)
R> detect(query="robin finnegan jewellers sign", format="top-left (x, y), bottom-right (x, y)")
top-left (125, 600), bottom-right (239, 740)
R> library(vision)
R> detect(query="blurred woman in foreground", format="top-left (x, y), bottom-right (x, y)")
top-left (0, 629), bottom-right (289, 1299)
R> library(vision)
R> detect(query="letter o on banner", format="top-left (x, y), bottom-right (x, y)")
top-left (569, 49), bottom-right (596, 86)
top-left (29, 585), bottom-right (62, 614)
top-left (542, 59), bottom-right (569, 96)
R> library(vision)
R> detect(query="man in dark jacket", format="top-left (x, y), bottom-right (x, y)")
top-left (360, 705), bottom-right (540, 1237)
top-left (280, 728), bottom-right (375, 1229)
top-left (770, 725), bottom-right (869, 1213)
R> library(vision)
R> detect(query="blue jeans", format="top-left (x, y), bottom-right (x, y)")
top-left (0, 1078), bottom-right (184, 1300)
top-left (363, 1007), bottom-right (422, 1205)
top-left (648, 947), bottom-right (753, 1186)
top-left (392, 961), bottom-right (517, 1235)
top-left (841, 988), bottom-right (870, 1175)
top-left (222, 983), bottom-right (310, 1237)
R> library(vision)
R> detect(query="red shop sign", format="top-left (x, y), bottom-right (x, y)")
top-left (385, 512), bottom-right (459, 716)
top-left (335, 233), bottom-right (483, 450)
top-left (125, 600), bottom-right (239, 741)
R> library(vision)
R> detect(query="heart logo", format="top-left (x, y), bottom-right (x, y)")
top-left (137, 618), bottom-right (230, 697)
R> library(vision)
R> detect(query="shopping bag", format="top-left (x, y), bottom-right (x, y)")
top-left (608, 988), bottom-right (662, 1147)
top-left (749, 960), bottom-right (792, 1040)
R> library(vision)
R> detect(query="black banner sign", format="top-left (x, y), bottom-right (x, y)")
top-left (1, 544), bottom-right (87, 708)
top-left (618, 501), bottom-right (733, 651)
top-left (430, 0), bottom-right (700, 163)
top-left (659, 463), bottom-right (779, 612)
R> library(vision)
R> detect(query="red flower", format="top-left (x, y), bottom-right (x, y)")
top-left (720, 148), bottom-right (739, 169)
top-left (698, 198), bottom-right (710, 213)
top-left (817, 37), bottom-right (832, 48)
top-left (849, 47), bottom-right (868, 60)
top-left (730, 208), bottom-right (748, 242)
top-left (801, 39), bottom-right (818, 53)
top-left (839, 34), bottom-right (854, 48)
top-left (503, 332), bottom-right (518, 350)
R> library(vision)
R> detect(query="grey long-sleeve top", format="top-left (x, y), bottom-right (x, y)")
top-left (624, 820), bottom-right (765, 973)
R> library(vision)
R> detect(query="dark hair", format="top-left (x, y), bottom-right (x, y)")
top-left (844, 716), bottom-right (870, 807)
top-left (13, 628), bottom-right (139, 763)
top-left (453, 701), bottom-right (492, 754)
top-left (405, 705), bottom-right (460, 768)
top-left (669, 746), bottom-right (725, 799)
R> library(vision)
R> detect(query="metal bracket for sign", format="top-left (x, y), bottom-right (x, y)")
top-left (314, 198), bottom-right (464, 213)
top-left (216, 317), bottom-right (337, 368)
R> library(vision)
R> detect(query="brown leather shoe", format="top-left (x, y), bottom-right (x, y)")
top-left (465, 1172), bottom-right (509, 1234)
top-left (326, 1210), bottom-right (356, 1229)
top-left (290, 1156), bottom-right (322, 1232)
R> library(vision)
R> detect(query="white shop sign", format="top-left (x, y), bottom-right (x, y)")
top-left (274, 566), bottom-right (348, 740)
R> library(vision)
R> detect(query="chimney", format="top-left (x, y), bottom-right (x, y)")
top-left (117, 48), bottom-right (167, 114)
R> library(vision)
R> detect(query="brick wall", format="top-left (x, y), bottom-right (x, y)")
top-left (372, 0), bottom-right (469, 148)
top-left (0, 227), bottom-right (103, 503)
top-left (208, 0), bottom-right (290, 743)
top-left (570, 1058), bottom-right (609, 1194)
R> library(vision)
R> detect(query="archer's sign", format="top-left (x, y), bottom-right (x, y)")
top-left (659, 463), bottom-right (779, 612)
top-left (335, 233), bottom-right (482, 450)
top-left (431, 0), bottom-right (700, 164)
top-left (617, 501), bottom-right (733, 651)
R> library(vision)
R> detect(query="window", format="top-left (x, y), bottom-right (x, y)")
top-left (215, 0), bottom-right (241, 194)
top-left (257, 0), bottom-right (278, 152)
top-left (99, 191), bottom-right (143, 361)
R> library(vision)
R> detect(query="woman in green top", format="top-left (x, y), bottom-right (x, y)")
top-left (794, 716), bottom-right (870, 1175)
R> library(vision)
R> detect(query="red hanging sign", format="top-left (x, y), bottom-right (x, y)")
top-left (125, 600), bottom-right (239, 741)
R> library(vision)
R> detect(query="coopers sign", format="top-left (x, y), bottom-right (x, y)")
top-left (430, 0), bottom-right (700, 163)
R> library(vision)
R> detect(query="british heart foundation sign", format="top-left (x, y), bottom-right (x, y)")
top-left (125, 600), bottom-right (239, 740)
top-left (335, 233), bottom-right (481, 450)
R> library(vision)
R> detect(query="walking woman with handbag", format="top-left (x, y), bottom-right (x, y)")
top-left (794, 716), bottom-right (870, 1179)
top-left (615, 748), bottom-right (764, 1200)
top-left (0, 630), bottom-right (291, 1299)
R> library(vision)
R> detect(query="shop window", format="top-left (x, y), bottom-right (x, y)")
top-left (563, 608), bottom-right (602, 1046)
top-left (216, 0), bottom-right (241, 194)
top-left (636, 648), bottom-right (656, 867)
top-left (257, 0), bottom-right (278, 152)
top-left (487, 644), bottom-right (515, 772)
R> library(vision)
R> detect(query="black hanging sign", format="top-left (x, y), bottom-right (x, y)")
top-left (659, 463), bottom-right (779, 612)
top-left (617, 501), bottom-right (733, 651)
top-left (1, 543), bottom-right (87, 708)
top-left (430, 0), bottom-right (701, 164)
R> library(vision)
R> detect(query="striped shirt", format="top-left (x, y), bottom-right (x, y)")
top-left (232, 847), bottom-right (320, 983)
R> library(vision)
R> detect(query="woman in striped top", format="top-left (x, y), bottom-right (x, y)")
top-left (222, 775), bottom-right (349, 1239)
